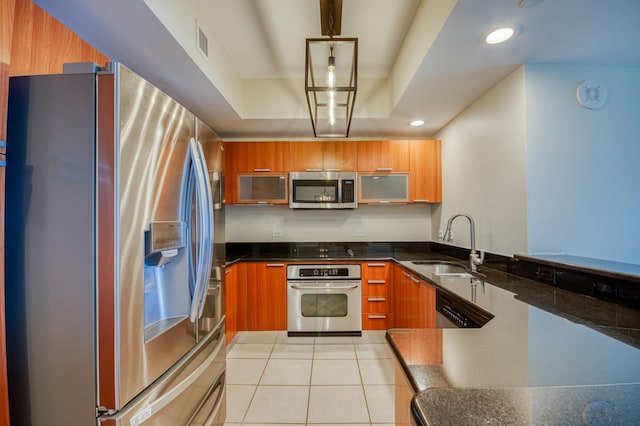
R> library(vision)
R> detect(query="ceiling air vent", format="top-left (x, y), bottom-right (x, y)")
top-left (196, 20), bottom-right (209, 60)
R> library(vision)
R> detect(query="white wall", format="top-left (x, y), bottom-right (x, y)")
top-left (225, 204), bottom-right (433, 242)
top-left (525, 64), bottom-right (640, 264)
top-left (434, 66), bottom-right (528, 256)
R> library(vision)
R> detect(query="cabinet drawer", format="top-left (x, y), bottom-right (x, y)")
top-left (361, 262), bottom-right (391, 296)
top-left (362, 313), bottom-right (392, 330)
top-left (362, 280), bottom-right (389, 297)
top-left (362, 296), bottom-right (391, 314)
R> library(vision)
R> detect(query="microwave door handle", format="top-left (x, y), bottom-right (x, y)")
top-left (195, 139), bottom-right (214, 320)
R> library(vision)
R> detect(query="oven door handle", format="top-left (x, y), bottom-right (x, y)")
top-left (289, 284), bottom-right (359, 290)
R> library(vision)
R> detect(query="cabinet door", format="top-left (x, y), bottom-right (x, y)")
top-left (359, 173), bottom-right (409, 203)
top-left (290, 141), bottom-right (357, 172)
top-left (246, 263), bottom-right (287, 330)
top-left (357, 140), bottom-right (410, 172)
top-left (224, 142), bottom-right (237, 204)
top-left (410, 140), bottom-right (442, 203)
top-left (225, 265), bottom-right (237, 345)
top-left (290, 142), bottom-right (324, 171)
top-left (392, 265), bottom-right (436, 328)
top-left (323, 141), bottom-right (357, 171)
top-left (237, 174), bottom-right (288, 204)
top-left (234, 142), bottom-right (290, 173)
top-left (224, 262), bottom-right (247, 345)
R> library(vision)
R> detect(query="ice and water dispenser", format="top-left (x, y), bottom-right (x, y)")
top-left (143, 221), bottom-right (189, 342)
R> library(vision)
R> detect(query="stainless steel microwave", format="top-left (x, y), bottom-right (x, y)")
top-left (289, 171), bottom-right (357, 209)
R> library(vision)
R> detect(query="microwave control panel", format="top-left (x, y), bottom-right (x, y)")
top-left (342, 180), bottom-right (355, 202)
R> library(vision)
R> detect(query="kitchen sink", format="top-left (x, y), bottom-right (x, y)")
top-left (410, 261), bottom-right (478, 279)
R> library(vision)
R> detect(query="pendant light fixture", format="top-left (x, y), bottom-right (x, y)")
top-left (305, 0), bottom-right (357, 137)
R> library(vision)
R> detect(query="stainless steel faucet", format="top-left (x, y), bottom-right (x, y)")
top-left (442, 213), bottom-right (484, 272)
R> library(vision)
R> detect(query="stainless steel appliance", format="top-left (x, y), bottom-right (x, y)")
top-left (289, 171), bottom-right (357, 209)
top-left (435, 289), bottom-right (494, 328)
top-left (5, 62), bottom-right (226, 425)
top-left (287, 264), bottom-right (362, 335)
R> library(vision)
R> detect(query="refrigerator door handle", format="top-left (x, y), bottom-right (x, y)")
top-left (188, 138), bottom-right (214, 322)
top-left (187, 372), bottom-right (225, 425)
top-left (194, 139), bottom-right (215, 320)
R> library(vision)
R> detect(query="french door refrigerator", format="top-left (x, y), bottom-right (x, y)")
top-left (5, 62), bottom-right (226, 425)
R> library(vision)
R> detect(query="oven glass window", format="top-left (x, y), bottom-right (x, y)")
top-left (301, 294), bottom-right (348, 317)
top-left (293, 180), bottom-right (338, 203)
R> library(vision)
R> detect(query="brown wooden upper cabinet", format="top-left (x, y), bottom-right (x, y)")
top-left (410, 140), bottom-right (442, 203)
top-left (356, 140), bottom-right (410, 172)
top-left (224, 142), bottom-right (237, 204)
top-left (228, 142), bottom-right (290, 204)
top-left (290, 141), bottom-right (357, 172)
top-left (234, 142), bottom-right (290, 172)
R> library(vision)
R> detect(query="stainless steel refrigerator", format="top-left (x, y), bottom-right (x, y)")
top-left (5, 62), bottom-right (226, 425)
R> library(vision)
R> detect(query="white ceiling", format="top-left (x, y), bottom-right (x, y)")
top-left (34, 0), bottom-right (640, 140)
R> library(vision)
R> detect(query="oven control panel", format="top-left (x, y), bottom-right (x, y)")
top-left (287, 264), bottom-right (361, 280)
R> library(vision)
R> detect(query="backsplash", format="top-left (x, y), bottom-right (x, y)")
top-left (225, 203), bottom-right (434, 242)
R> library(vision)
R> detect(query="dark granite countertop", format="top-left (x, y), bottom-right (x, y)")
top-left (388, 260), bottom-right (640, 425)
top-left (515, 253), bottom-right (640, 284)
top-left (225, 242), bottom-right (640, 424)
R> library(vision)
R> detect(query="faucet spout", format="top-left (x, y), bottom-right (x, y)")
top-left (442, 213), bottom-right (483, 272)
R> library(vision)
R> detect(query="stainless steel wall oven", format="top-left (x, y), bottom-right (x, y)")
top-left (287, 264), bottom-right (362, 336)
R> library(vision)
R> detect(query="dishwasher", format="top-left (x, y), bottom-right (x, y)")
top-left (435, 289), bottom-right (494, 328)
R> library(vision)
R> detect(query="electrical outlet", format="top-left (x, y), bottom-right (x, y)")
top-left (438, 230), bottom-right (444, 239)
top-left (272, 230), bottom-right (283, 237)
top-left (354, 230), bottom-right (365, 237)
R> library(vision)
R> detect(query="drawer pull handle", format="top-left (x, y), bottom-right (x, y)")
top-left (266, 263), bottom-right (284, 267)
top-left (367, 297), bottom-right (386, 302)
top-left (367, 315), bottom-right (387, 319)
top-left (375, 167), bottom-right (393, 171)
top-left (367, 280), bottom-right (386, 284)
top-left (402, 271), bottom-right (421, 283)
top-left (253, 168), bottom-right (271, 172)
top-left (367, 263), bottom-right (386, 267)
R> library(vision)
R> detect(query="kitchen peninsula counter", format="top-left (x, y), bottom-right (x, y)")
top-left (226, 242), bottom-right (640, 424)
top-left (388, 260), bottom-right (640, 425)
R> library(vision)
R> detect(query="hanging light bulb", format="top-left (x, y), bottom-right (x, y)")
top-left (327, 44), bottom-right (336, 126)
top-left (328, 90), bottom-right (336, 126)
top-left (327, 45), bottom-right (336, 87)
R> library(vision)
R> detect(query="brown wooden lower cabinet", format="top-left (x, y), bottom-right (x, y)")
top-left (392, 264), bottom-right (436, 328)
top-left (245, 262), bottom-right (287, 331)
top-left (361, 261), bottom-right (392, 330)
top-left (225, 262), bottom-right (247, 344)
top-left (227, 261), bottom-right (437, 334)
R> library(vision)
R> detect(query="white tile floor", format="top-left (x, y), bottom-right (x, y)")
top-left (224, 331), bottom-right (395, 426)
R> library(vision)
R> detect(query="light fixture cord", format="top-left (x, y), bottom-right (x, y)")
top-left (328, 0), bottom-right (334, 38)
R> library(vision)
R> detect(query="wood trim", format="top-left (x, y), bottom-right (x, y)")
top-left (10, 0), bottom-right (108, 76)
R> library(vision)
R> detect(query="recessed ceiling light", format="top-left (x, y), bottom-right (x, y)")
top-left (409, 120), bottom-right (425, 127)
top-left (485, 27), bottom-right (516, 45)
